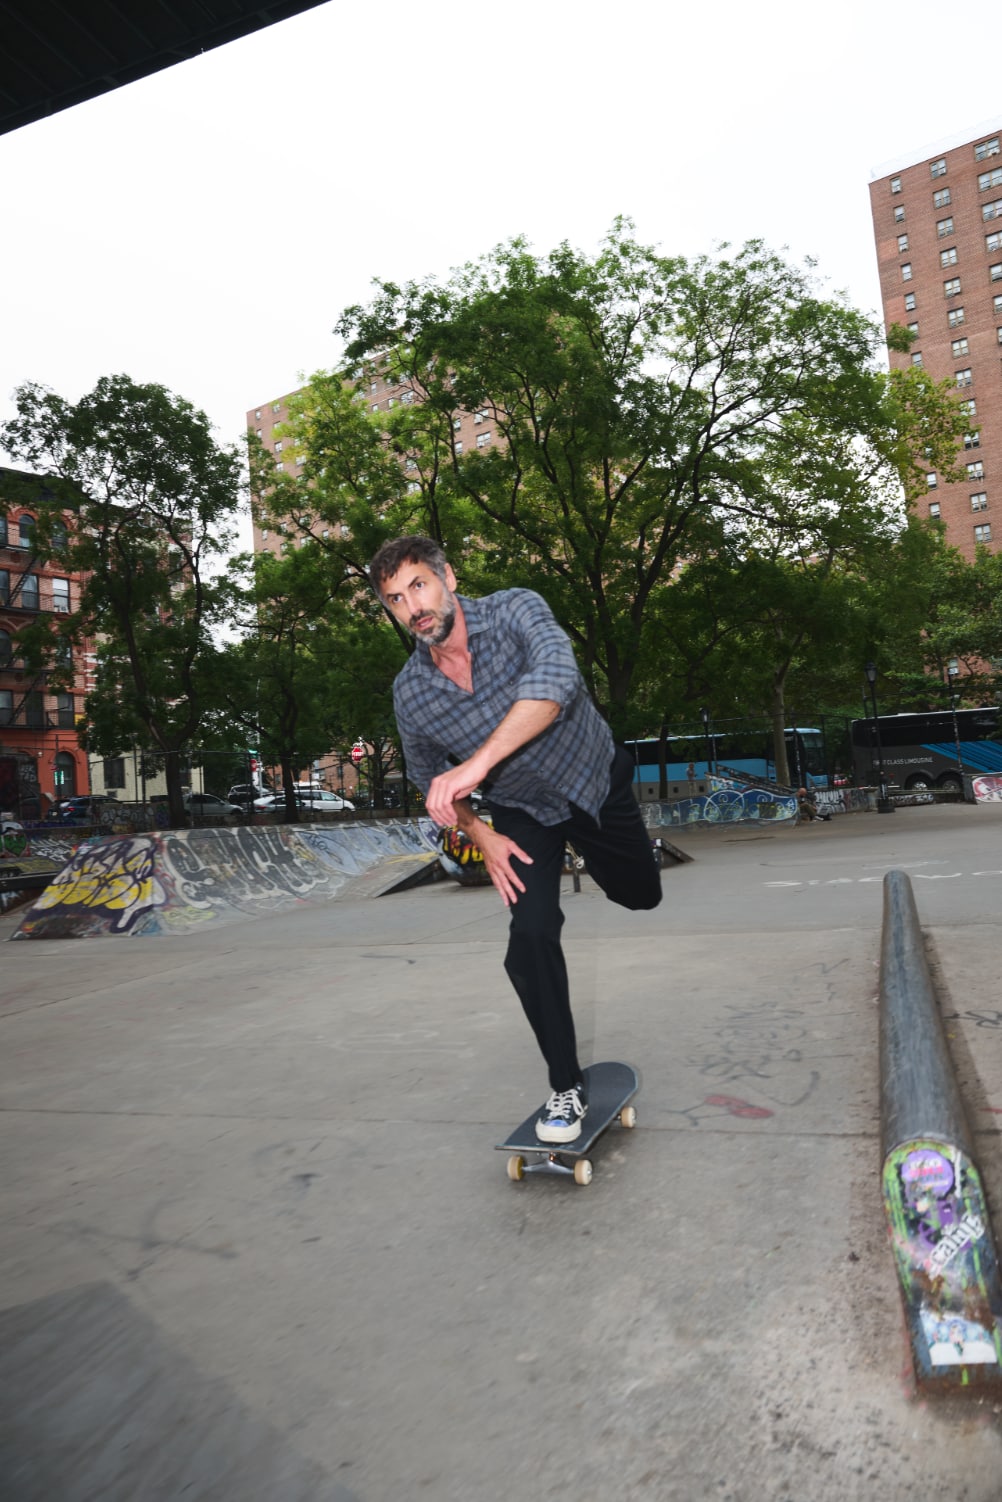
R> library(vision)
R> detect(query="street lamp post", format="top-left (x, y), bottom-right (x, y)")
top-left (699, 706), bottom-right (714, 779)
top-left (864, 662), bottom-right (895, 814)
top-left (946, 662), bottom-right (964, 779)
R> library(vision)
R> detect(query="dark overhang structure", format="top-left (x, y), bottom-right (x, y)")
top-left (0, 0), bottom-right (330, 137)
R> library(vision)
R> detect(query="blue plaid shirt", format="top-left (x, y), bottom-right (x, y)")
top-left (393, 589), bottom-right (615, 825)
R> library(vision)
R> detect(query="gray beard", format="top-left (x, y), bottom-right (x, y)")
top-left (412, 601), bottom-right (456, 647)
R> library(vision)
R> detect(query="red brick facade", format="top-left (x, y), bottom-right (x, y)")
top-left (870, 124), bottom-right (1002, 561)
top-left (0, 469), bottom-right (93, 815)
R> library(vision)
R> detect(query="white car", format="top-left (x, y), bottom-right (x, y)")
top-left (184, 792), bottom-right (242, 824)
top-left (253, 790), bottom-right (355, 813)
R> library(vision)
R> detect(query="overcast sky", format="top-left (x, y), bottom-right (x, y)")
top-left (3, 0), bottom-right (1001, 491)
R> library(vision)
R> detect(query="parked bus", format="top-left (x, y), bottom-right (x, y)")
top-left (624, 725), bottom-right (827, 801)
top-left (849, 707), bottom-right (1002, 792)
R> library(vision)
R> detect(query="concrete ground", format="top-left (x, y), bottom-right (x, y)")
top-left (2, 803), bottom-right (1002, 1501)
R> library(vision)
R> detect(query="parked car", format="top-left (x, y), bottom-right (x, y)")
top-left (46, 794), bottom-right (119, 825)
top-left (253, 790), bottom-right (355, 813)
top-left (227, 783), bottom-right (269, 807)
top-left (184, 792), bottom-right (241, 824)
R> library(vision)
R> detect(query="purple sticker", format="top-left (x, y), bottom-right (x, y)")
top-left (901, 1149), bottom-right (954, 1197)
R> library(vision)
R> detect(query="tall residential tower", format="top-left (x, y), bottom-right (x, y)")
top-left (869, 120), bottom-right (1002, 560)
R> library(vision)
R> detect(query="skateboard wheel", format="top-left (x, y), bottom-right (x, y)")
top-left (620, 1105), bottom-right (637, 1129)
top-left (507, 1154), bottom-right (525, 1181)
top-left (573, 1159), bottom-right (593, 1186)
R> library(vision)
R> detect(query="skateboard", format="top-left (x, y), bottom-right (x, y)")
top-left (497, 1061), bottom-right (639, 1186)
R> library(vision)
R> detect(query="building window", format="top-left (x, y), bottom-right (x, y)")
top-left (987, 233), bottom-right (1002, 254)
top-left (971, 492), bottom-right (989, 511)
top-left (951, 337), bottom-right (970, 357)
top-left (272, 403), bottom-right (281, 413)
top-left (102, 757), bottom-right (126, 790)
top-left (0, 629), bottom-right (10, 667)
top-left (0, 569), bottom-right (7, 605)
top-left (0, 516), bottom-right (6, 547)
top-left (933, 186), bottom-right (952, 208)
top-left (371, 404), bottom-right (379, 413)
top-left (400, 391), bottom-right (414, 404)
top-left (968, 461), bottom-right (985, 480)
top-left (20, 573), bottom-right (39, 608)
top-left (907, 321), bottom-right (919, 336)
top-left (894, 205), bottom-right (906, 223)
top-left (948, 307), bottom-right (965, 328)
top-left (944, 277), bottom-right (962, 297)
top-left (404, 457), bottom-right (416, 470)
top-left (960, 397), bottom-right (977, 416)
top-left (454, 441), bottom-right (463, 453)
top-left (975, 137), bottom-right (1001, 162)
top-left (891, 176), bottom-right (902, 193)
top-left (911, 352), bottom-right (923, 365)
top-left (452, 418), bottom-right (461, 431)
top-left (940, 246), bottom-right (959, 268)
top-left (17, 514), bottom-right (35, 549)
top-left (965, 431), bottom-right (981, 449)
top-left (998, 327), bottom-right (1002, 344)
top-left (929, 501), bottom-right (941, 518)
top-left (52, 577), bottom-right (70, 612)
top-left (0, 690), bottom-right (11, 725)
top-left (904, 291), bottom-right (917, 311)
top-left (901, 262), bottom-right (913, 281)
top-left (25, 691), bottom-right (44, 728)
top-left (992, 264), bottom-right (1002, 282)
top-left (983, 200), bottom-right (1002, 222)
top-left (53, 693), bottom-right (74, 728)
top-left (979, 167), bottom-right (1002, 192)
top-left (975, 523), bottom-right (993, 543)
top-left (897, 233), bottom-right (909, 252)
top-left (937, 217), bottom-right (954, 238)
top-left (930, 158), bottom-right (947, 178)
top-left (476, 432), bottom-right (493, 448)
top-left (926, 473), bottom-right (938, 489)
top-left (995, 295), bottom-right (1002, 315)
top-left (956, 368), bottom-right (973, 387)
top-left (273, 440), bottom-right (282, 452)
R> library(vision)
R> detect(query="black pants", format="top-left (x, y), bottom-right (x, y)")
top-left (488, 746), bottom-right (662, 1092)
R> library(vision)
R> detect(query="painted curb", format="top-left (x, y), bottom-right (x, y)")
top-left (879, 869), bottom-right (1002, 1388)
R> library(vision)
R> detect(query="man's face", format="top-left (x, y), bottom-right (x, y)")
top-left (380, 560), bottom-right (459, 647)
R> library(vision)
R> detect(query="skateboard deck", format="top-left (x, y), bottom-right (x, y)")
top-left (497, 1061), bottom-right (639, 1185)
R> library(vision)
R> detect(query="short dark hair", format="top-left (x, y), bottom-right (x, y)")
top-left (368, 535), bottom-right (450, 594)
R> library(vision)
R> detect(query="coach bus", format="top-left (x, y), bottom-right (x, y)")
top-left (624, 725), bottom-right (827, 799)
top-left (849, 707), bottom-right (1002, 792)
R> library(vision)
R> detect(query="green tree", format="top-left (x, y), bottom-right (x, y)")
top-left (263, 226), bottom-right (965, 737)
top-left (2, 375), bottom-right (242, 827)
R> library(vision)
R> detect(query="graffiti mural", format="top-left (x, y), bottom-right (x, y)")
top-left (883, 1139), bottom-right (1002, 1385)
top-left (12, 820), bottom-right (439, 940)
top-left (972, 774), bottom-right (1002, 803)
top-left (662, 783), bottom-right (797, 826)
top-left (20, 836), bottom-right (169, 937)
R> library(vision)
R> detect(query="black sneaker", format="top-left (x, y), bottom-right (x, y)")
top-left (536, 1083), bottom-right (588, 1144)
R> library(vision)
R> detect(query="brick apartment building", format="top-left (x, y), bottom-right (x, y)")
top-left (870, 121), bottom-right (1002, 561)
top-left (0, 467), bottom-right (94, 816)
top-left (246, 376), bottom-right (495, 558)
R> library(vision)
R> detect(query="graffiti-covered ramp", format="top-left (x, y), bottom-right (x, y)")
top-left (11, 822), bottom-right (438, 940)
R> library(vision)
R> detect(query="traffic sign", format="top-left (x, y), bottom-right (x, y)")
top-left (351, 744), bottom-right (364, 765)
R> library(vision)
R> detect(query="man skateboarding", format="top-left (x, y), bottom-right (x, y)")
top-left (369, 536), bottom-right (662, 1144)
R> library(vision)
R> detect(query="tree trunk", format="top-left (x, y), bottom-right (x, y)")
top-left (280, 754), bottom-right (300, 821)
top-left (164, 749), bottom-right (187, 828)
top-left (771, 678), bottom-right (791, 787)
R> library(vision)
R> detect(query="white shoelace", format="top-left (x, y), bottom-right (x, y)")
top-left (544, 1088), bottom-right (583, 1120)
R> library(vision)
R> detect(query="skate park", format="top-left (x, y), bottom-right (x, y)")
top-left (2, 801), bottom-right (1002, 1501)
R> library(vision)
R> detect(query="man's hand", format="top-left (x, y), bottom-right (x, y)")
top-left (425, 758), bottom-right (486, 827)
top-left (475, 824), bottom-right (533, 908)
